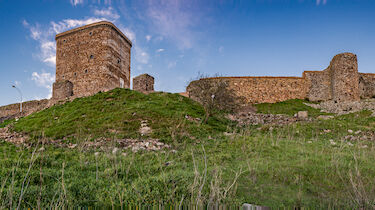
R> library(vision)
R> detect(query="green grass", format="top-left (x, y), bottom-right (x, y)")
top-left (255, 99), bottom-right (333, 118)
top-left (12, 88), bottom-right (232, 144)
top-left (1, 91), bottom-right (375, 208)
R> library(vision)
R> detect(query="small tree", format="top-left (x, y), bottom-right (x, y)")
top-left (187, 73), bottom-right (244, 123)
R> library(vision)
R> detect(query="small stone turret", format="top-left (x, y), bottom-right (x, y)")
top-left (133, 74), bottom-right (155, 93)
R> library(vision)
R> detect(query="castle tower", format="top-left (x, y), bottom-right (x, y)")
top-left (329, 53), bottom-right (360, 102)
top-left (52, 21), bottom-right (132, 100)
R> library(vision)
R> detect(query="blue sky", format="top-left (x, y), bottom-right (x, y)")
top-left (1, 0), bottom-right (375, 106)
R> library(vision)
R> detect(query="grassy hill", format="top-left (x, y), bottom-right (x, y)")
top-left (1, 89), bottom-right (375, 208)
top-left (12, 88), bottom-right (232, 143)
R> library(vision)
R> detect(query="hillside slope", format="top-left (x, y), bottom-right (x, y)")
top-left (12, 88), bottom-right (232, 143)
top-left (1, 90), bottom-right (375, 208)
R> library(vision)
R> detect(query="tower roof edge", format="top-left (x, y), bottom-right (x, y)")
top-left (55, 21), bottom-right (132, 47)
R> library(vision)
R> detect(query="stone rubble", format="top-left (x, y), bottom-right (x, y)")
top-left (228, 112), bottom-right (312, 126)
top-left (0, 125), bottom-right (170, 152)
top-left (139, 120), bottom-right (152, 136)
top-left (305, 98), bottom-right (375, 115)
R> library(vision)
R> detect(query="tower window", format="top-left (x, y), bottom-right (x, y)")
top-left (90, 55), bottom-right (94, 59)
top-left (63, 39), bottom-right (66, 43)
top-left (74, 72), bottom-right (77, 77)
top-left (117, 59), bottom-right (121, 64)
top-left (85, 69), bottom-right (88, 74)
top-left (89, 32), bottom-right (93, 36)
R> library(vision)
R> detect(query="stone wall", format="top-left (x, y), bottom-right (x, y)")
top-left (53, 21), bottom-right (132, 100)
top-left (0, 99), bottom-right (49, 119)
top-left (187, 53), bottom-right (374, 105)
top-left (52, 80), bottom-right (73, 100)
top-left (303, 70), bottom-right (331, 102)
top-left (188, 76), bottom-right (308, 104)
top-left (133, 74), bottom-right (155, 93)
top-left (359, 73), bottom-right (375, 98)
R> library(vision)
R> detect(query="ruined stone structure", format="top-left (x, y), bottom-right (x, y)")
top-left (187, 53), bottom-right (375, 104)
top-left (0, 21), bottom-right (135, 120)
top-left (133, 74), bottom-right (155, 93)
top-left (0, 99), bottom-right (49, 121)
top-left (53, 21), bottom-right (132, 100)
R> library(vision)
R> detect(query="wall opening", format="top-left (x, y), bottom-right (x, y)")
top-left (120, 78), bottom-right (124, 88)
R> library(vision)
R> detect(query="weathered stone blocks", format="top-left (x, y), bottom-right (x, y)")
top-left (133, 74), bottom-right (155, 93)
top-left (187, 52), bottom-right (375, 104)
top-left (330, 53), bottom-right (359, 102)
top-left (53, 21), bottom-right (132, 100)
top-left (52, 80), bottom-right (73, 100)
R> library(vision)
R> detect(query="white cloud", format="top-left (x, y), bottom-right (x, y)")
top-left (119, 26), bottom-right (136, 42)
top-left (23, 23), bottom-right (56, 66)
top-left (146, 0), bottom-right (197, 49)
top-left (156, 48), bottom-right (165, 53)
top-left (70, 0), bottom-right (84, 6)
top-left (146, 35), bottom-right (152, 42)
top-left (31, 72), bottom-right (55, 90)
top-left (22, 20), bottom-right (29, 27)
top-left (93, 7), bottom-right (120, 20)
top-left (51, 17), bottom-right (107, 34)
top-left (135, 46), bottom-right (149, 64)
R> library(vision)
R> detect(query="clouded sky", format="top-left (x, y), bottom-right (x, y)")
top-left (1, 0), bottom-right (375, 105)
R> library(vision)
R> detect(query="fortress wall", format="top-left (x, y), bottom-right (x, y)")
top-left (191, 76), bottom-right (308, 104)
top-left (303, 70), bottom-right (332, 102)
top-left (359, 73), bottom-right (375, 98)
top-left (0, 99), bottom-right (49, 119)
top-left (330, 53), bottom-right (360, 102)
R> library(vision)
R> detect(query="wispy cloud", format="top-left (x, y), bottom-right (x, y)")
top-left (167, 61), bottom-right (177, 69)
top-left (118, 25), bottom-right (136, 42)
top-left (51, 17), bottom-right (107, 34)
top-left (145, 0), bottom-right (200, 49)
top-left (135, 46), bottom-right (149, 64)
top-left (70, 0), bottom-right (84, 6)
top-left (93, 7), bottom-right (120, 20)
top-left (23, 20), bottom-right (56, 66)
top-left (146, 35), bottom-right (152, 42)
top-left (156, 48), bottom-right (165, 53)
top-left (316, 0), bottom-right (327, 6)
top-left (31, 71), bottom-right (55, 98)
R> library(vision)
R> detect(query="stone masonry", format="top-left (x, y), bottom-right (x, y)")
top-left (53, 21), bottom-right (132, 100)
top-left (187, 53), bottom-right (375, 104)
top-left (133, 74), bottom-right (155, 93)
top-left (0, 21), bottom-right (136, 120)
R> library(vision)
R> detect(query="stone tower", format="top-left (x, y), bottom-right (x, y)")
top-left (330, 53), bottom-right (360, 102)
top-left (133, 74), bottom-right (155, 93)
top-left (52, 21), bottom-right (132, 100)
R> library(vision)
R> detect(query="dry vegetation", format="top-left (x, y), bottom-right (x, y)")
top-left (1, 89), bottom-right (375, 208)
